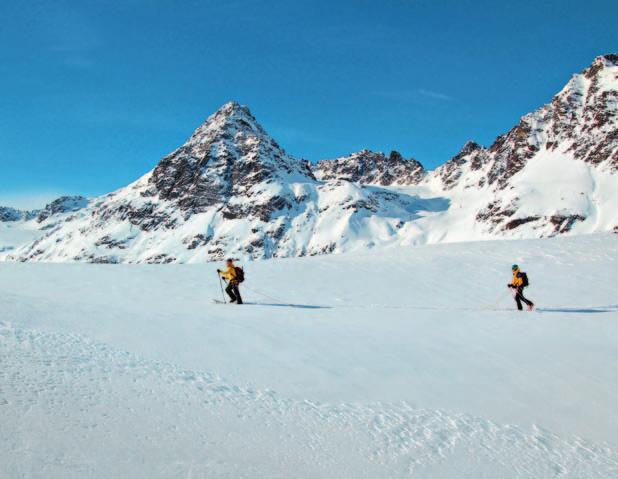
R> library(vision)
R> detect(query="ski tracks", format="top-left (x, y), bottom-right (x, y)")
top-left (1, 321), bottom-right (617, 478)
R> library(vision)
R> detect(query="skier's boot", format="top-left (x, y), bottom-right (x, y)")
top-left (527, 303), bottom-right (535, 311)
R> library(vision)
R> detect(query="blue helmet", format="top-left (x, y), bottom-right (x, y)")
top-left (512, 264), bottom-right (519, 271)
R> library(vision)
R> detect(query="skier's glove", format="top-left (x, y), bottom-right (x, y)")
top-left (217, 269), bottom-right (221, 273)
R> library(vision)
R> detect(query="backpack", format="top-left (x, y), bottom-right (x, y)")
top-left (235, 266), bottom-right (245, 283)
top-left (520, 272), bottom-right (529, 287)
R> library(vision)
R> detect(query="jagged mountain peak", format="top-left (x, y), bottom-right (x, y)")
top-left (188, 101), bottom-right (266, 145)
top-left (460, 140), bottom-right (483, 155)
top-left (585, 53), bottom-right (618, 75)
top-left (146, 102), bottom-right (315, 214)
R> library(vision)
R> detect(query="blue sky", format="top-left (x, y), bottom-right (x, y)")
top-left (1, 0), bottom-right (617, 208)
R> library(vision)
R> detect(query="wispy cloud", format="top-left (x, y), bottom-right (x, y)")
top-left (417, 88), bottom-right (452, 101)
top-left (43, 7), bottom-right (102, 70)
top-left (373, 88), bottom-right (453, 103)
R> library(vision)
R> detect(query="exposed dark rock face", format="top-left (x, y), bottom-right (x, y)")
top-left (314, 149), bottom-right (425, 185)
top-left (95, 235), bottom-right (131, 249)
top-left (503, 216), bottom-right (542, 231)
top-left (549, 214), bottom-right (586, 234)
top-left (184, 234), bottom-right (212, 250)
top-left (475, 201), bottom-right (517, 226)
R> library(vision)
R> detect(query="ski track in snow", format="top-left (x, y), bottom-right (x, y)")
top-left (2, 321), bottom-right (617, 479)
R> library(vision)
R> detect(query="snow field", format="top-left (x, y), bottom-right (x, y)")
top-left (1, 233), bottom-right (618, 477)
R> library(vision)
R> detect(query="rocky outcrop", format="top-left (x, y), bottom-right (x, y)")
top-left (314, 150), bottom-right (425, 186)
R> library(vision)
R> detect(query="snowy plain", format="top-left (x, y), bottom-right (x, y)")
top-left (1, 233), bottom-right (618, 478)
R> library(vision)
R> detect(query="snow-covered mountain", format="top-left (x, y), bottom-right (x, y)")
top-left (6, 103), bottom-right (439, 263)
top-left (2, 55), bottom-right (617, 263)
top-left (427, 54), bottom-right (618, 237)
top-left (314, 149), bottom-right (425, 185)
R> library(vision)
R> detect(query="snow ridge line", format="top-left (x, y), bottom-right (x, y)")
top-left (1, 321), bottom-right (617, 477)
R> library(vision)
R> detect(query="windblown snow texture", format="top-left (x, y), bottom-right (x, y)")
top-left (1, 55), bottom-right (617, 263)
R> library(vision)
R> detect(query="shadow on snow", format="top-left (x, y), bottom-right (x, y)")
top-left (244, 302), bottom-right (331, 310)
top-left (537, 305), bottom-right (618, 314)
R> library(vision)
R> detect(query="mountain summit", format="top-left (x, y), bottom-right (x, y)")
top-left (147, 101), bottom-right (315, 214)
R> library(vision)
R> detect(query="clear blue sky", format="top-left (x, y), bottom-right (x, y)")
top-left (1, 0), bottom-right (617, 208)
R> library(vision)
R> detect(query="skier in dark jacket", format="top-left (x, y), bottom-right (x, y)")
top-left (218, 258), bottom-right (243, 304)
top-left (508, 264), bottom-right (534, 311)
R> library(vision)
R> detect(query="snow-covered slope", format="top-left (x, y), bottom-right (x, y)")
top-left (2, 55), bottom-right (617, 263)
top-left (2, 234), bottom-right (618, 478)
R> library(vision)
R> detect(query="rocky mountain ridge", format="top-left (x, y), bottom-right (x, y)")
top-left (314, 149), bottom-right (425, 186)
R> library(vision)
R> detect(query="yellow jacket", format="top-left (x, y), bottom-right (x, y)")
top-left (512, 270), bottom-right (523, 287)
top-left (220, 265), bottom-right (237, 282)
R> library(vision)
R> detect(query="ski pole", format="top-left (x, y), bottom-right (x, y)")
top-left (217, 272), bottom-right (227, 304)
top-left (486, 288), bottom-right (512, 310)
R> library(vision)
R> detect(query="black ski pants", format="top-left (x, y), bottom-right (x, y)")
top-left (514, 287), bottom-right (533, 310)
top-left (226, 281), bottom-right (243, 304)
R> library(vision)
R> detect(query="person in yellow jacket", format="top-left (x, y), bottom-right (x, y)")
top-left (218, 258), bottom-right (243, 304)
top-left (508, 264), bottom-right (534, 311)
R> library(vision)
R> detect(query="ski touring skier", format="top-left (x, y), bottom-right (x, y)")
top-left (508, 264), bottom-right (534, 311)
top-left (218, 258), bottom-right (244, 304)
